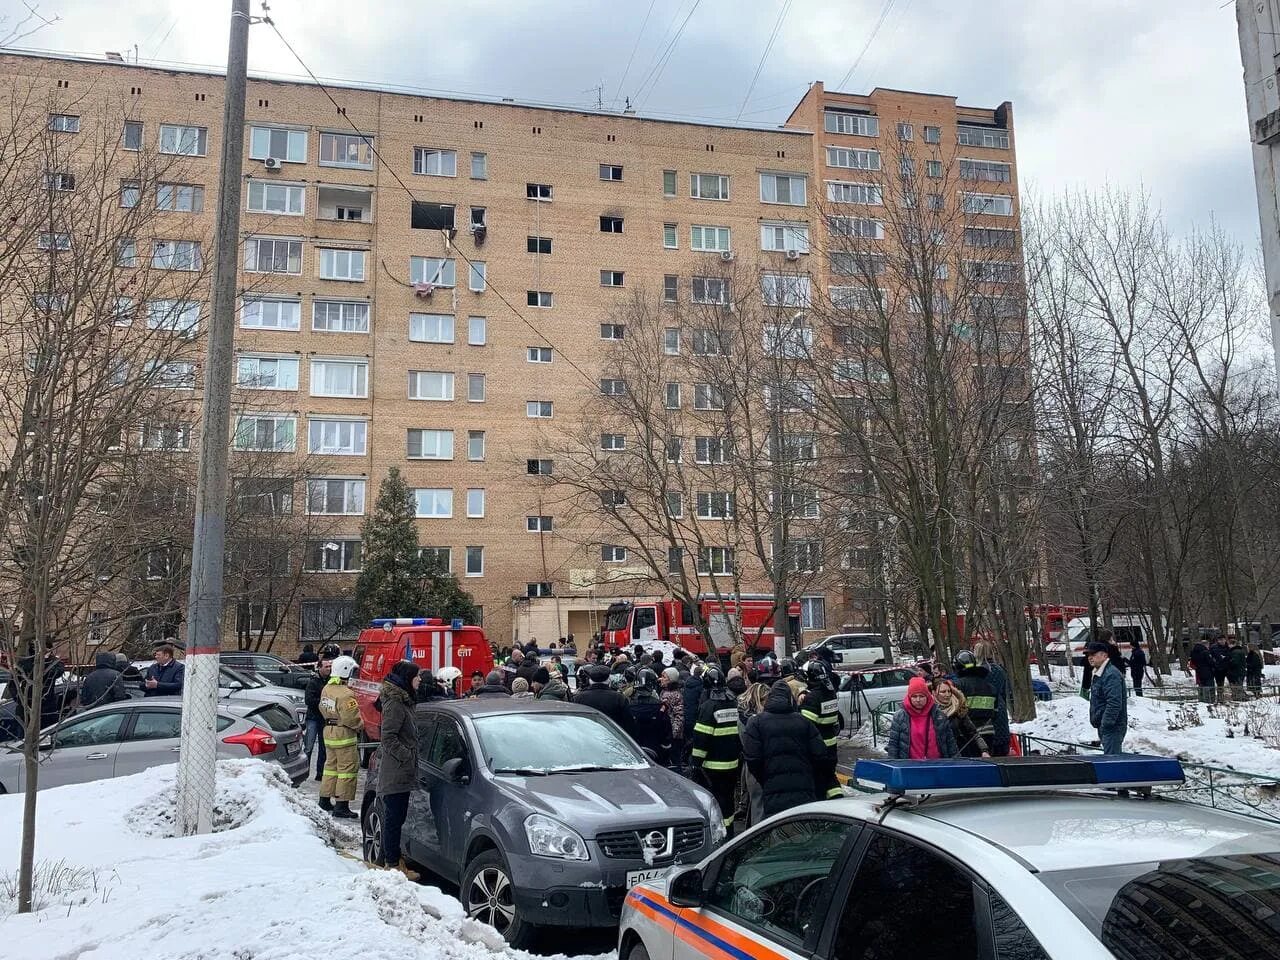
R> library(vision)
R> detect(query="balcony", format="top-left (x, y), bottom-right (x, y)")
top-left (317, 185), bottom-right (373, 225)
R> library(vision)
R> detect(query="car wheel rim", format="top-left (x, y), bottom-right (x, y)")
top-left (468, 866), bottom-right (515, 931)
top-left (364, 807), bottom-right (383, 865)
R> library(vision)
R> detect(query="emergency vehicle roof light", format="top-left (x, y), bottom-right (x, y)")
top-left (854, 755), bottom-right (1185, 796)
top-left (370, 617), bottom-right (443, 629)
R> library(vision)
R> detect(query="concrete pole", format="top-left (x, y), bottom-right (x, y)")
top-left (176, 0), bottom-right (251, 836)
top-left (770, 408), bottom-right (789, 657)
top-left (1236, 0), bottom-right (1280, 384)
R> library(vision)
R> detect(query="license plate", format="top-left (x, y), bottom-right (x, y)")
top-left (626, 868), bottom-right (667, 888)
top-left (285, 741), bottom-right (299, 756)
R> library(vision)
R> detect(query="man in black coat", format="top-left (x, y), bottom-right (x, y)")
top-left (1189, 638), bottom-right (1215, 702)
top-left (1210, 634), bottom-right (1231, 703)
top-left (78, 652), bottom-right (131, 710)
top-left (573, 664), bottom-right (634, 733)
top-left (304, 659), bottom-right (332, 781)
top-left (742, 680), bottom-right (827, 819)
top-left (474, 670), bottom-right (513, 698)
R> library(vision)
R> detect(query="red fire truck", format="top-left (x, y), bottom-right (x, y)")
top-left (1027, 604), bottom-right (1088, 646)
top-left (600, 594), bottom-right (801, 657)
top-left (349, 617), bottom-right (493, 741)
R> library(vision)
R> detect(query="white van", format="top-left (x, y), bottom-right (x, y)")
top-left (1046, 612), bottom-right (1158, 665)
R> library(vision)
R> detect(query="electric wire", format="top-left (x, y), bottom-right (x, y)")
top-left (837, 0), bottom-right (897, 90)
top-left (735, 0), bottom-right (793, 121)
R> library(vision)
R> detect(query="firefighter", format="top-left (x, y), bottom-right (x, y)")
top-left (952, 650), bottom-right (998, 751)
top-left (318, 655), bottom-right (362, 819)
top-left (690, 667), bottom-right (742, 833)
top-left (799, 659), bottom-right (842, 800)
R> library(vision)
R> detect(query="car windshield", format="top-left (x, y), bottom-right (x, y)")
top-left (1039, 853), bottom-right (1280, 958)
top-left (219, 666), bottom-right (263, 689)
top-left (473, 712), bottom-right (646, 775)
top-left (1065, 620), bottom-right (1091, 644)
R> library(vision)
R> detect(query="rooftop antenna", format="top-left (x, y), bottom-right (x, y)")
top-left (584, 82), bottom-right (604, 111)
top-left (623, 96), bottom-right (635, 116)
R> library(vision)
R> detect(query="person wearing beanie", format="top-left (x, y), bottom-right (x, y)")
top-left (886, 676), bottom-right (958, 760)
top-left (511, 676), bottom-right (533, 698)
top-left (532, 665), bottom-right (569, 701)
top-left (373, 660), bottom-right (421, 879)
top-left (474, 670), bottom-right (512, 698)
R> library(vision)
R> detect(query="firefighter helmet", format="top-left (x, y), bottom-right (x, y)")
top-left (330, 655), bottom-right (359, 680)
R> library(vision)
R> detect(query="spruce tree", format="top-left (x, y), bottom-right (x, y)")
top-left (352, 468), bottom-right (429, 623)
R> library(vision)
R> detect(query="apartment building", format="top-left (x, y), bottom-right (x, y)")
top-left (2, 50), bottom-right (1019, 651)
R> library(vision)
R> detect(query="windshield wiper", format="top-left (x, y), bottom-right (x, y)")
top-left (554, 764), bottom-right (633, 773)
top-left (493, 767), bottom-right (549, 776)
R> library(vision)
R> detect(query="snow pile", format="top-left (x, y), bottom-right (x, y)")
top-left (0, 760), bottom-right (607, 960)
top-left (1015, 695), bottom-right (1280, 777)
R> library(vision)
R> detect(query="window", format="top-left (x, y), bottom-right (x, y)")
top-left (827, 216), bottom-right (885, 239)
top-left (319, 131), bottom-right (374, 168)
top-left (407, 428), bottom-right (453, 460)
top-left (767, 381), bottom-right (817, 413)
top-left (244, 236), bottom-right (302, 275)
top-left (664, 492), bottom-right (683, 518)
top-left (420, 547), bottom-right (451, 573)
top-left (409, 313), bottom-right (455, 343)
top-left (527, 582), bottom-right (553, 598)
top-left (148, 361), bottom-right (196, 389)
top-left (899, 157), bottom-right (916, 177)
top-left (800, 596), bottom-right (825, 630)
top-left (664, 327), bottom-right (681, 354)
top-left (319, 248), bottom-right (366, 281)
top-left (824, 111), bottom-right (879, 136)
top-left (413, 147), bottom-right (457, 176)
top-left (667, 547), bottom-right (683, 574)
top-left (527, 346), bottom-right (552, 364)
top-left (600, 433), bottom-right (625, 451)
top-left (662, 223), bottom-right (678, 249)
top-left (235, 477), bottom-right (294, 516)
top-left (964, 227), bottom-right (1016, 248)
top-left (461, 316), bottom-right (485, 347)
top-left (965, 260), bottom-right (1019, 283)
top-left (662, 169), bottom-right (677, 196)
top-left (959, 159), bottom-right (1011, 183)
top-left (120, 180), bottom-right (141, 208)
top-left (826, 147), bottom-right (881, 170)
top-left (526, 400), bottom-right (553, 418)
top-left (470, 151), bottom-right (487, 179)
top-left (708, 817), bottom-right (850, 944)
top-left (158, 183), bottom-right (205, 212)
top-left (665, 382), bottom-right (681, 409)
top-left (761, 274), bottom-right (812, 307)
top-left (466, 488), bottom-right (485, 518)
top-left (666, 437), bottom-right (683, 462)
top-left (526, 182), bottom-right (553, 200)
top-left (922, 124), bottom-right (942, 144)
top-left (306, 478), bottom-right (365, 515)
top-left (48, 113), bottom-right (80, 133)
top-left (37, 232), bottom-right (71, 251)
top-left (146, 299), bottom-right (201, 336)
top-left (524, 289), bottom-right (554, 310)
top-left (159, 123), bottom-right (207, 156)
top-left (122, 121), bottom-right (143, 150)
top-left (469, 262), bottom-right (487, 292)
top-left (527, 236), bottom-right (553, 254)
top-left (600, 323), bottom-right (625, 340)
top-left (691, 172), bottom-right (729, 200)
top-left (411, 201), bottom-right (454, 230)
top-left (242, 297), bottom-right (301, 330)
top-left (601, 489), bottom-right (627, 509)
top-left (310, 359), bottom-right (367, 398)
top-left (697, 547), bottom-right (734, 575)
top-left (465, 545), bottom-right (484, 576)
top-left (760, 222), bottom-right (810, 253)
top-left (140, 421), bottom-right (191, 451)
top-left (599, 378), bottom-right (627, 396)
top-left (249, 125), bottom-right (307, 162)
top-left (408, 371), bottom-right (454, 401)
top-left (780, 488), bottom-right (820, 519)
top-left (237, 355), bottom-right (299, 390)
top-left (961, 192), bottom-right (1014, 216)
top-left (690, 225), bottom-right (730, 252)
top-left (602, 545), bottom-right (627, 563)
top-left (247, 180), bottom-right (303, 215)
top-left (833, 831), bottom-right (978, 960)
top-left (825, 181), bottom-right (882, 204)
top-left (406, 258), bottom-right (455, 289)
top-left (786, 540), bottom-right (822, 573)
top-left (307, 418), bottom-right (366, 455)
top-left (760, 173), bottom-right (807, 205)
top-left (467, 373), bottom-right (486, 402)
top-left (692, 328), bottom-right (726, 356)
top-left (897, 121), bottom-right (913, 141)
top-left (152, 240), bottom-right (201, 271)
top-left (927, 193), bottom-right (944, 211)
top-left (527, 515), bottom-right (553, 532)
top-left (54, 712), bottom-right (125, 750)
top-left (693, 384), bottom-right (724, 410)
top-left (696, 491), bottom-right (735, 519)
top-left (957, 124), bottom-right (1009, 149)
top-left (663, 275), bottom-right (679, 303)
top-left (300, 599), bottom-right (356, 641)
top-left (527, 459), bottom-right (553, 475)
top-left (600, 216), bottom-right (624, 233)
top-left (305, 539), bottom-right (363, 572)
top-left (46, 171), bottom-right (75, 192)
top-left (601, 270), bottom-right (625, 286)
top-left (233, 415), bottom-right (295, 452)
top-left (312, 299), bottom-right (369, 333)
top-left (764, 322), bottom-right (814, 359)
top-left (599, 163), bottom-right (623, 181)
top-left (414, 488), bottom-right (453, 518)
top-left (691, 277), bottom-right (729, 305)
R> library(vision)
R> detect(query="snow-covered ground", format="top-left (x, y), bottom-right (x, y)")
top-left (0, 761), bottom-right (612, 960)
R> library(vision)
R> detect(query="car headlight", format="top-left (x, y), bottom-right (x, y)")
top-left (524, 814), bottom-right (588, 860)
top-left (287, 694), bottom-right (304, 704)
top-left (708, 801), bottom-right (727, 845)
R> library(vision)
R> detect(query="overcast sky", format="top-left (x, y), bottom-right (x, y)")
top-left (16, 0), bottom-right (1260, 244)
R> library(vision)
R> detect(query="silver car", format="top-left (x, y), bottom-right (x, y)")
top-left (836, 666), bottom-right (919, 728)
top-left (128, 661), bottom-right (308, 727)
top-left (0, 696), bottom-right (308, 793)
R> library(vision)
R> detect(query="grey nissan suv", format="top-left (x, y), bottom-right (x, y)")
top-left (361, 698), bottom-right (723, 946)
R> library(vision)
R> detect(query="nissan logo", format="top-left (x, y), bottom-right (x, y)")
top-left (642, 830), bottom-right (667, 852)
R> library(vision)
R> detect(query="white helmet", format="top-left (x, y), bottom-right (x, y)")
top-left (330, 655), bottom-right (359, 680)
top-left (436, 666), bottom-right (462, 684)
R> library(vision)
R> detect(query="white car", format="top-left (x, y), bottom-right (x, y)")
top-left (618, 755), bottom-right (1280, 960)
top-left (835, 666), bottom-right (917, 728)
top-left (807, 632), bottom-right (890, 669)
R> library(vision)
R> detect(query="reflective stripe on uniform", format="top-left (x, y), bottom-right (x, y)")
top-left (823, 736), bottom-right (839, 748)
top-left (825, 786), bottom-right (843, 799)
top-left (691, 748), bottom-right (708, 759)
top-left (702, 759), bottom-right (739, 771)
top-left (323, 736), bottom-right (358, 747)
top-left (694, 724), bottom-right (739, 736)
top-left (801, 709), bottom-right (821, 723)
top-left (968, 696), bottom-right (997, 711)
top-left (335, 771), bottom-right (358, 779)
top-left (693, 723), bottom-right (716, 735)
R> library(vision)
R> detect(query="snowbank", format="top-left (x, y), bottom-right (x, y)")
top-left (1014, 695), bottom-right (1280, 778)
top-left (0, 761), bottom-right (608, 960)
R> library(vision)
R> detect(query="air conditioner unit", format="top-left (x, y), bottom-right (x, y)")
top-left (719, 250), bottom-right (735, 262)
top-left (263, 157), bottom-right (282, 171)
top-left (785, 248), bottom-right (801, 260)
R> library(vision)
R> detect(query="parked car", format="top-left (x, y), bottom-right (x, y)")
top-left (219, 651), bottom-right (313, 690)
top-left (127, 662), bottom-right (307, 726)
top-left (807, 631), bottom-right (891, 669)
top-left (360, 699), bottom-right (723, 947)
top-left (836, 666), bottom-right (918, 728)
top-left (1046, 612), bottom-right (1162, 665)
top-left (0, 696), bottom-right (307, 792)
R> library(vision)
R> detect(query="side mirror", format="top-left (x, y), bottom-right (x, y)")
top-left (38, 736), bottom-right (54, 751)
top-left (441, 756), bottom-right (470, 784)
top-left (640, 747), bottom-right (659, 764)
top-left (667, 866), bottom-right (705, 908)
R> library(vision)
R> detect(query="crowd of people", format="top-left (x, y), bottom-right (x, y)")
top-left (1187, 632), bottom-right (1266, 702)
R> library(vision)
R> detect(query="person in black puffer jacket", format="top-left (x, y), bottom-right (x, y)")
top-left (78, 652), bottom-right (131, 710)
top-left (742, 680), bottom-right (828, 818)
top-left (573, 664), bottom-right (635, 734)
top-left (627, 669), bottom-right (672, 764)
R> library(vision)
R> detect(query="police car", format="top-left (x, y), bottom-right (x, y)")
top-left (618, 755), bottom-right (1280, 960)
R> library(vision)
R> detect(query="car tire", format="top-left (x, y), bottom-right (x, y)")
top-left (462, 849), bottom-right (535, 948)
top-left (628, 940), bottom-right (651, 960)
top-left (361, 795), bottom-right (384, 866)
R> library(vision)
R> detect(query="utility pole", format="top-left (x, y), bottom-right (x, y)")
top-left (175, 0), bottom-right (251, 837)
top-left (1236, 0), bottom-right (1280, 384)
top-left (769, 406), bottom-right (789, 657)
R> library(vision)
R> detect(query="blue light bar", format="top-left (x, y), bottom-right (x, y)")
top-left (854, 755), bottom-right (1185, 796)
top-left (370, 618), bottom-right (431, 627)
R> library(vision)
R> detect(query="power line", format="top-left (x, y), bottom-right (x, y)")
top-left (837, 0), bottom-right (897, 90)
top-left (736, 0), bottom-right (793, 121)
top-left (262, 14), bottom-right (604, 394)
top-left (612, 0), bottom-right (658, 106)
top-left (634, 0), bottom-right (704, 109)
